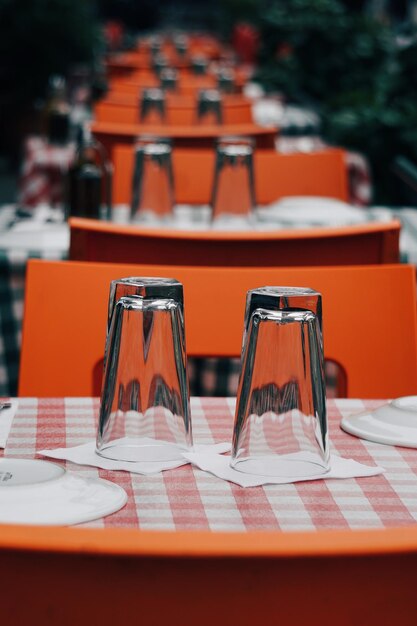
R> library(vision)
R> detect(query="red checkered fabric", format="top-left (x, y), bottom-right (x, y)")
top-left (345, 150), bottom-right (372, 207)
top-left (18, 136), bottom-right (75, 208)
top-left (2, 397), bottom-right (415, 531)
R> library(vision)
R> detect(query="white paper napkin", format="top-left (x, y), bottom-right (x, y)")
top-left (39, 439), bottom-right (231, 475)
top-left (182, 450), bottom-right (384, 487)
top-left (0, 400), bottom-right (19, 448)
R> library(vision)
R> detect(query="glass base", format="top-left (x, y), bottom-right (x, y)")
top-left (96, 437), bottom-right (186, 463)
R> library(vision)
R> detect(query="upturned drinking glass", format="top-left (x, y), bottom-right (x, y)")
top-left (160, 68), bottom-right (178, 92)
top-left (191, 56), bottom-right (208, 75)
top-left (139, 88), bottom-right (166, 124)
top-left (217, 68), bottom-right (235, 94)
top-left (97, 277), bottom-right (192, 462)
top-left (211, 137), bottom-right (255, 223)
top-left (149, 36), bottom-right (163, 57)
top-left (173, 34), bottom-right (188, 57)
top-left (231, 286), bottom-right (329, 478)
top-left (152, 54), bottom-right (168, 76)
top-left (196, 89), bottom-right (223, 125)
top-left (131, 140), bottom-right (174, 222)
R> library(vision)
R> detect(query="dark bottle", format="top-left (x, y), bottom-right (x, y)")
top-left (45, 75), bottom-right (71, 145)
top-left (67, 126), bottom-right (112, 219)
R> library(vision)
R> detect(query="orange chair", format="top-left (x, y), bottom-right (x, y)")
top-left (106, 39), bottom-right (222, 77)
top-left (69, 216), bottom-right (399, 267)
top-left (109, 72), bottom-right (245, 96)
top-left (105, 52), bottom-right (191, 78)
top-left (136, 33), bottom-right (222, 59)
top-left (93, 93), bottom-right (253, 125)
top-left (19, 260), bottom-right (417, 398)
top-left (113, 145), bottom-right (349, 205)
top-left (2, 523), bottom-right (417, 626)
top-left (91, 120), bottom-right (277, 160)
top-left (106, 58), bottom-right (218, 79)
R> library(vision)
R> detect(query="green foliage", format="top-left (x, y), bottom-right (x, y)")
top-left (256, 0), bottom-right (392, 106)
top-left (250, 0), bottom-right (417, 204)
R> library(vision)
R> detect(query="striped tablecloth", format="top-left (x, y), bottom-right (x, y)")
top-left (2, 396), bottom-right (417, 531)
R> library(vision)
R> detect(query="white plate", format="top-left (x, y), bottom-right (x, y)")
top-left (0, 399), bottom-right (18, 448)
top-left (0, 458), bottom-right (127, 525)
top-left (341, 396), bottom-right (417, 448)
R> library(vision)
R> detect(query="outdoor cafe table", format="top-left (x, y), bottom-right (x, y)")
top-left (2, 396), bottom-right (417, 531)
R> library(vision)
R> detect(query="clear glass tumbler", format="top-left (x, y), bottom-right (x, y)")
top-left (191, 55), bottom-right (208, 75)
top-left (160, 68), bottom-right (178, 92)
top-left (173, 34), bottom-right (188, 57)
top-left (196, 89), bottom-right (223, 125)
top-left (149, 36), bottom-right (163, 57)
top-left (152, 54), bottom-right (168, 76)
top-left (139, 87), bottom-right (166, 124)
top-left (211, 136), bottom-right (256, 223)
top-left (97, 277), bottom-right (192, 462)
top-left (231, 286), bottom-right (329, 478)
top-left (131, 139), bottom-right (174, 222)
top-left (217, 68), bottom-right (235, 94)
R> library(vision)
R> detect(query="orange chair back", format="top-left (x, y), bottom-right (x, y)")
top-left (5, 521), bottom-right (417, 626)
top-left (113, 145), bottom-right (349, 205)
top-left (91, 121), bottom-right (276, 159)
top-left (94, 94), bottom-right (253, 125)
top-left (2, 523), bottom-right (417, 626)
top-left (69, 216), bottom-right (399, 267)
top-left (136, 35), bottom-right (222, 59)
top-left (105, 52), bottom-right (191, 78)
top-left (106, 40), bottom-right (222, 76)
top-left (19, 260), bottom-right (417, 398)
top-left (109, 73), bottom-right (245, 96)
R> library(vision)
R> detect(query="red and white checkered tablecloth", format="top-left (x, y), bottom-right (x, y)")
top-left (344, 150), bottom-right (372, 207)
top-left (18, 136), bottom-right (75, 208)
top-left (2, 397), bottom-right (417, 531)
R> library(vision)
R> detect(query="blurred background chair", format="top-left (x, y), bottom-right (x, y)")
top-left (94, 93), bottom-right (253, 125)
top-left (90, 120), bottom-right (277, 159)
top-left (108, 71), bottom-right (246, 96)
top-left (19, 259), bottom-right (417, 398)
top-left (113, 145), bottom-right (350, 205)
top-left (69, 217), bottom-right (400, 267)
top-left (105, 36), bottom-right (222, 77)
